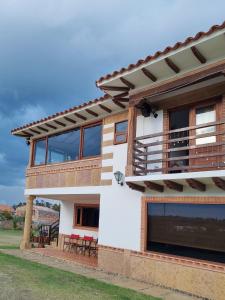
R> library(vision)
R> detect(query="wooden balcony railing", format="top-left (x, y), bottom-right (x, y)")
top-left (133, 119), bottom-right (225, 176)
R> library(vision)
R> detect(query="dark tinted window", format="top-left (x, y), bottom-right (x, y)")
top-left (82, 207), bottom-right (99, 227)
top-left (147, 203), bottom-right (225, 263)
top-left (82, 124), bottom-right (102, 157)
top-left (47, 129), bottom-right (80, 164)
top-left (34, 139), bottom-right (46, 165)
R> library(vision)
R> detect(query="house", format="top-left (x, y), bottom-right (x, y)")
top-left (11, 21), bottom-right (225, 299)
top-left (0, 204), bottom-right (14, 214)
top-left (15, 205), bottom-right (59, 225)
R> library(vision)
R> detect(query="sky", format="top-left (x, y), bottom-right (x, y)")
top-left (0, 0), bottom-right (225, 205)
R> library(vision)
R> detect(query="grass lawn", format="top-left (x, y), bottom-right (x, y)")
top-left (0, 252), bottom-right (160, 300)
top-left (0, 228), bottom-right (22, 249)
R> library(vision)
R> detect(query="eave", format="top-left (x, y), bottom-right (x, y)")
top-left (11, 95), bottom-right (128, 139)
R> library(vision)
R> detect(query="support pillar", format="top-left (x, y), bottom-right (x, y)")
top-left (126, 105), bottom-right (137, 176)
top-left (20, 195), bottom-right (35, 250)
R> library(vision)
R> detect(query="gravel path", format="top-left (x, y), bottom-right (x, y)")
top-left (0, 249), bottom-right (203, 300)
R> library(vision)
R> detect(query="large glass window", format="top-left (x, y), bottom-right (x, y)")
top-left (147, 203), bottom-right (225, 263)
top-left (33, 122), bottom-right (102, 166)
top-left (74, 205), bottom-right (99, 228)
top-left (82, 124), bottom-right (102, 158)
top-left (33, 139), bottom-right (46, 165)
top-left (196, 105), bottom-right (216, 145)
top-left (47, 129), bottom-right (80, 164)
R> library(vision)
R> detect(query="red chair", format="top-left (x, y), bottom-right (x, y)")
top-left (69, 234), bottom-right (80, 253)
top-left (82, 236), bottom-right (93, 256)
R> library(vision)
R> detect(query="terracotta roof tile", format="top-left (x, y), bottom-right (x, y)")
top-left (11, 94), bottom-right (110, 134)
top-left (96, 20), bottom-right (225, 85)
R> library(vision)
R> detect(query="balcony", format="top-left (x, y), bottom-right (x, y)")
top-left (126, 119), bottom-right (225, 193)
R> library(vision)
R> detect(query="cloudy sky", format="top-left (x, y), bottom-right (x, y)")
top-left (0, 0), bottom-right (225, 205)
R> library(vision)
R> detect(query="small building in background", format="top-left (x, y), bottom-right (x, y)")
top-left (0, 204), bottom-right (14, 214)
top-left (16, 205), bottom-right (59, 225)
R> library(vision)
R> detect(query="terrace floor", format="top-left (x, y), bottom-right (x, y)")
top-left (33, 247), bottom-right (98, 267)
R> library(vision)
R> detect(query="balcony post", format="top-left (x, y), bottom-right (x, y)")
top-left (126, 105), bottom-right (137, 176)
top-left (20, 195), bottom-right (35, 250)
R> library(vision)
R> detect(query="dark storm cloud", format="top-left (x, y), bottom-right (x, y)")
top-left (0, 0), bottom-right (225, 203)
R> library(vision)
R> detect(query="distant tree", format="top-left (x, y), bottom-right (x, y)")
top-left (45, 201), bottom-right (51, 208)
top-left (1, 211), bottom-right (13, 220)
top-left (52, 204), bottom-right (60, 212)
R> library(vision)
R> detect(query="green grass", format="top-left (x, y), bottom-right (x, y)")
top-left (0, 252), bottom-right (160, 300)
top-left (0, 228), bottom-right (22, 249)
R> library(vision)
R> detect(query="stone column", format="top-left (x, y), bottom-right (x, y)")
top-left (20, 195), bottom-right (35, 250)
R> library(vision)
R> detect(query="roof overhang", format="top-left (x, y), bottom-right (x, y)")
top-left (126, 170), bottom-right (225, 194)
top-left (11, 95), bottom-right (128, 139)
top-left (97, 23), bottom-right (225, 101)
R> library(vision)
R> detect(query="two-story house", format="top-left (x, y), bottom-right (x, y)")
top-left (12, 21), bottom-right (225, 299)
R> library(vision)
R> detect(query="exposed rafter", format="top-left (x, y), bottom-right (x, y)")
top-left (45, 123), bottom-right (57, 130)
top-left (64, 116), bottom-right (77, 124)
top-left (115, 97), bottom-right (129, 102)
top-left (74, 113), bottom-right (87, 121)
top-left (113, 92), bottom-right (129, 99)
top-left (54, 120), bottom-right (66, 127)
top-left (144, 181), bottom-right (164, 193)
top-left (22, 130), bottom-right (33, 137)
top-left (186, 179), bottom-right (206, 192)
top-left (98, 104), bottom-right (112, 113)
top-left (37, 126), bottom-right (48, 133)
top-left (85, 109), bottom-right (98, 117)
top-left (141, 67), bottom-right (157, 82)
top-left (164, 180), bottom-right (183, 192)
top-left (112, 99), bottom-right (126, 109)
top-left (126, 182), bottom-right (145, 192)
top-left (191, 46), bottom-right (206, 64)
top-left (29, 128), bottom-right (41, 135)
top-left (212, 177), bottom-right (225, 190)
top-left (164, 57), bottom-right (180, 73)
top-left (120, 77), bottom-right (135, 89)
top-left (101, 85), bottom-right (129, 92)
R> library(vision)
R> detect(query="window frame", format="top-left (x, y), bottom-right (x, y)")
top-left (31, 121), bottom-right (102, 166)
top-left (114, 120), bottom-right (128, 145)
top-left (73, 204), bottom-right (99, 231)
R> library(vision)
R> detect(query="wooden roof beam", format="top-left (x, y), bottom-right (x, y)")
top-left (144, 181), bottom-right (164, 193)
top-left (113, 92), bottom-right (129, 99)
top-left (74, 113), bottom-right (87, 121)
top-left (120, 77), bottom-right (135, 89)
top-left (165, 57), bottom-right (180, 74)
top-left (212, 177), bottom-right (225, 190)
top-left (191, 46), bottom-right (206, 64)
top-left (85, 109), bottom-right (98, 117)
top-left (64, 116), bottom-right (77, 124)
top-left (101, 85), bottom-right (130, 92)
top-left (141, 67), bottom-right (157, 82)
top-left (164, 180), bottom-right (183, 192)
top-left (21, 130), bottom-right (33, 137)
top-left (99, 104), bottom-right (112, 113)
top-left (186, 179), bottom-right (206, 192)
top-left (29, 128), bottom-right (41, 135)
top-left (126, 182), bottom-right (145, 192)
top-left (45, 123), bottom-right (57, 130)
top-left (37, 126), bottom-right (49, 133)
top-left (115, 97), bottom-right (129, 102)
top-left (112, 99), bottom-right (126, 109)
top-left (54, 120), bottom-right (66, 127)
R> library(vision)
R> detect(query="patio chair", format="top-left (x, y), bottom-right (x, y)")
top-left (63, 235), bottom-right (71, 252)
top-left (81, 236), bottom-right (94, 256)
top-left (69, 234), bottom-right (81, 253)
top-left (89, 239), bottom-right (98, 257)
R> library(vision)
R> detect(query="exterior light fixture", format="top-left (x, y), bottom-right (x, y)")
top-left (114, 171), bottom-right (124, 186)
top-left (26, 138), bottom-right (30, 146)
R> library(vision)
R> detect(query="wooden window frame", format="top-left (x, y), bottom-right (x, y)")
top-left (114, 120), bottom-right (128, 145)
top-left (73, 204), bottom-right (99, 231)
top-left (31, 121), bottom-right (102, 166)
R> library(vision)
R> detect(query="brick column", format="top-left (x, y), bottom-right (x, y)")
top-left (20, 195), bottom-right (35, 250)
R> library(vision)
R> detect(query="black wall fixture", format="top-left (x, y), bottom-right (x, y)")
top-left (136, 98), bottom-right (158, 118)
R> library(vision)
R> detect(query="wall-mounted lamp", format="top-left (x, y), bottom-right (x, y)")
top-left (26, 138), bottom-right (30, 146)
top-left (114, 171), bottom-right (124, 186)
top-left (136, 98), bottom-right (158, 118)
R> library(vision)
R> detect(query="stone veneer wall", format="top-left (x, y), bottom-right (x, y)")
top-left (98, 245), bottom-right (225, 300)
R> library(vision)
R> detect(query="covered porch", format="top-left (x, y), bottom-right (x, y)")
top-left (20, 187), bottom-right (101, 267)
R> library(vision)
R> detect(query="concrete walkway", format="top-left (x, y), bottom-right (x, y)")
top-left (0, 249), bottom-right (202, 300)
